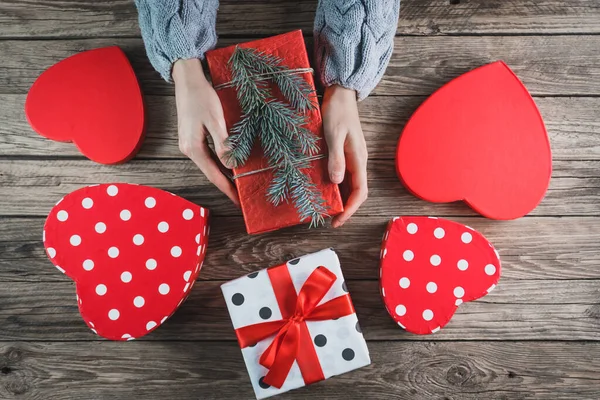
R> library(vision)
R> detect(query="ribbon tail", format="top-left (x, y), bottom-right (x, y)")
top-left (263, 323), bottom-right (300, 389)
top-left (295, 321), bottom-right (325, 385)
top-left (259, 323), bottom-right (290, 369)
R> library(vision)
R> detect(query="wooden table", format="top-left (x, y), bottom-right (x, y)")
top-left (1, 1), bottom-right (599, 398)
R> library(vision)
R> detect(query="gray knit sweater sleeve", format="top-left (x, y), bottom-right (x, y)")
top-left (134, 0), bottom-right (219, 81)
top-left (314, 0), bottom-right (400, 100)
top-left (135, 0), bottom-right (399, 98)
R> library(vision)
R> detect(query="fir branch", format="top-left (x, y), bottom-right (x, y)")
top-left (228, 47), bottom-right (270, 111)
top-left (224, 113), bottom-right (259, 167)
top-left (233, 48), bottom-right (316, 111)
top-left (226, 46), bottom-right (328, 227)
top-left (288, 167), bottom-right (329, 226)
top-left (260, 100), bottom-right (319, 155)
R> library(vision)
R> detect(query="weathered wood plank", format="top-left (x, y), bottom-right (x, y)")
top-left (1, 0), bottom-right (599, 38)
top-left (1, 279), bottom-right (598, 342)
top-left (2, 216), bottom-right (600, 282)
top-left (0, 159), bottom-right (598, 217)
top-left (2, 36), bottom-right (600, 96)
top-left (2, 95), bottom-right (599, 161)
top-left (1, 341), bottom-right (599, 399)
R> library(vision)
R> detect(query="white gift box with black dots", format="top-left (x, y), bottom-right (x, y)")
top-left (221, 248), bottom-right (371, 399)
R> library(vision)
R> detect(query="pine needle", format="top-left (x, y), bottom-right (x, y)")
top-left (226, 47), bottom-right (328, 227)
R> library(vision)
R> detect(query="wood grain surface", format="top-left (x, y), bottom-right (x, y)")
top-left (1, 0), bottom-right (599, 38)
top-left (1, 159), bottom-right (598, 217)
top-left (2, 216), bottom-right (600, 282)
top-left (1, 1), bottom-right (599, 399)
top-left (2, 35), bottom-right (600, 96)
top-left (1, 278), bottom-right (599, 342)
top-left (3, 95), bottom-right (600, 161)
top-left (1, 341), bottom-right (598, 399)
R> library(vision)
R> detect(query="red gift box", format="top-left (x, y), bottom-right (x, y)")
top-left (206, 31), bottom-right (343, 234)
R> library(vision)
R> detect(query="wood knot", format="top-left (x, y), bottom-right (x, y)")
top-left (1, 366), bottom-right (11, 374)
top-left (446, 364), bottom-right (471, 385)
top-left (4, 375), bottom-right (30, 396)
top-left (6, 347), bottom-right (23, 363)
top-left (427, 22), bottom-right (441, 35)
top-left (585, 304), bottom-right (600, 319)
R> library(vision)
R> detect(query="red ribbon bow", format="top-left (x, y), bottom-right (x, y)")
top-left (235, 264), bottom-right (355, 389)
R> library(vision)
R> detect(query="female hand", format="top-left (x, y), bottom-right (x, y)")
top-left (172, 58), bottom-right (240, 206)
top-left (322, 85), bottom-right (369, 228)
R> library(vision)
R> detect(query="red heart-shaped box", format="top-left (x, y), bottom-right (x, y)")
top-left (380, 217), bottom-right (500, 335)
top-left (43, 184), bottom-right (209, 340)
top-left (396, 61), bottom-right (552, 220)
top-left (25, 47), bottom-right (145, 164)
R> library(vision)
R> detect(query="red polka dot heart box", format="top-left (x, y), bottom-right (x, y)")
top-left (380, 217), bottom-right (501, 335)
top-left (221, 249), bottom-right (370, 399)
top-left (43, 183), bottom-right (209, 341)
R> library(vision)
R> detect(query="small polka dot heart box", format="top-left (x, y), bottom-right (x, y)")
top-left (43, 183), bottom-right (209, 341)
top-left (221, 248), bottom-right (370, 399)
top-left (380, 217), bottom-right (501, 335)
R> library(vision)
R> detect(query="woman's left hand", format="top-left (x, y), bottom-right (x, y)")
top-left (322, 85), bottom-right (369, 228)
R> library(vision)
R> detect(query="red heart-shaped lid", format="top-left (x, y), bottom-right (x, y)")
top-left (396, 61), bottom-right (552, 220)
top-left (25, 46), bottom-right (145, 164)
top-left (380, 217), bottom-right (500, 335)
top-left (43, 184), bottom-right (209, 340)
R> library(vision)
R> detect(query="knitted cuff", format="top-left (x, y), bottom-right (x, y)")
top-left (314, 0), bottom-right (400, 100)
top-left (135, 0), bottom-right (219, 82)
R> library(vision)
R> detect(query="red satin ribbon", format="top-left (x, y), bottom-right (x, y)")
top-left (235, 264), bottom-right (355, 389)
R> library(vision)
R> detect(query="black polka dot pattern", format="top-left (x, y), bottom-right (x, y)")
top-left (342, 281), bottom-right (348, 292)
top-left (288, 258), bottom-right (300, 265)
top-left (231, 293), bottom-right (244, 306)
top-left (247, 272), bottom-right (259, 279)
top-left (355, 322), bottom-right (362, 333)
top-left (258, 376), bottom-right (270, 389)
top-left (259, 307), bottom-right (272, 320)
top-left (342, 348), bottom-right (355, 361)
top-left (314, 334), bottom-right (327, 347)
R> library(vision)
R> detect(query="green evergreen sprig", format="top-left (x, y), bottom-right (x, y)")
top-left (224, 47), bottom-right (328, 227)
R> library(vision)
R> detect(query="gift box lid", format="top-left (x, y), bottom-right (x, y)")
top-left (43, 183), bottom-right (209, 340)
top-left (396, 61), bottom-right (552, 220)
top-left (25, 46), bottom-right (145, 164)
top-left (222, 248), bottom-right (370, 399)
top-left (206, 32), bottom-right (343, 234)
top-left (380, 217), bottom-right (501, 335)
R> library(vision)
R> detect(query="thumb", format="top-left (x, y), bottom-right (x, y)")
top-left (326, 131), bottom-right (346, 184)
top-left (205, 114), bottom-right (232, 168)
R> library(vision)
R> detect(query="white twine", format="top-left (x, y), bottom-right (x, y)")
top-left (213, 68), bottom-right (314, 91)
top-left (229, 154), bottom-right (327, 180)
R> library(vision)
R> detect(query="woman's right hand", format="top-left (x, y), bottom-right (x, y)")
top-left (172, 58), bottom-right (240, 206)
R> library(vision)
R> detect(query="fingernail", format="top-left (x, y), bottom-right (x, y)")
top-left (331, 173), bottom-right (343, 184)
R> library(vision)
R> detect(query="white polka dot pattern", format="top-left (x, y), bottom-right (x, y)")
top-left (83, 259), bottom-right (94, 271)
top-left (132, 234), bottom-right (144, 245)
top-left (42, 183), bottom-right (210, 341)
top-left (121, 271), bottom-right (132, 283)
top-left (379, 216), bottom-right (501, 335)
top-left (82, 198), bottom-right (94, 209)
top-left (95, 222), bottom-right (107, 234)
top-left (57, 210), bottom-right (69, 221)
top-left (158, 222), bottom-right (169, 233)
